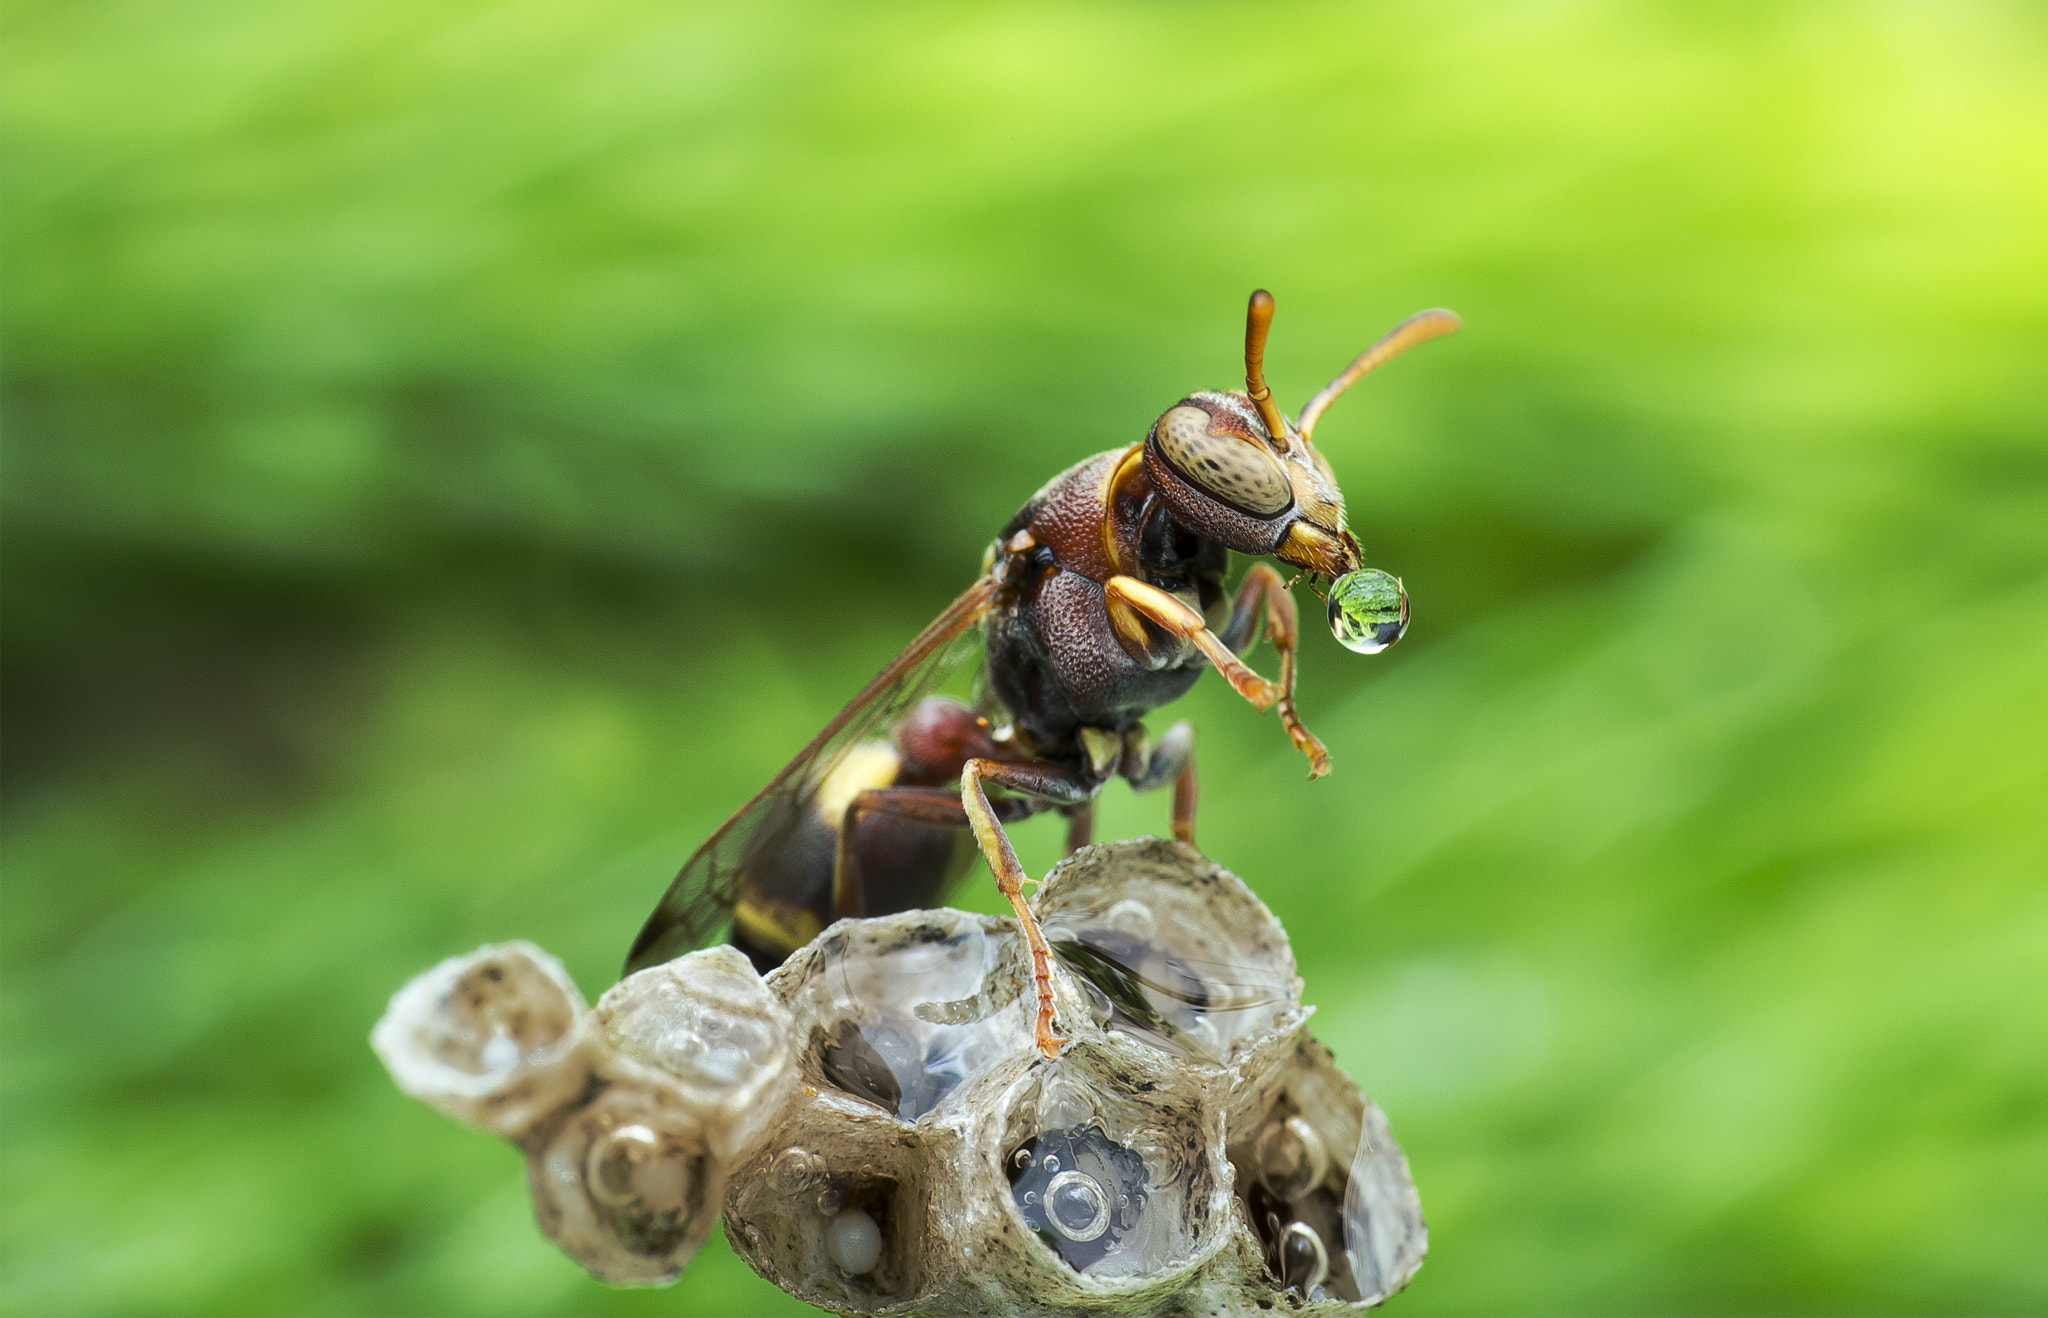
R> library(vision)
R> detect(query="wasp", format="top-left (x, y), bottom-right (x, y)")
top-left (626, 291), bottom-right (1458, 1059)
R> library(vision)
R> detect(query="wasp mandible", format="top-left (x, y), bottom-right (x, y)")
top-left (626, 291), bottom-right (1458, 1060)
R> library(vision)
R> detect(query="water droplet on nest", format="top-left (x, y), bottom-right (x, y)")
top-left (767, 1145), bottom-right (822, 1195)
top-left (480, 1032), bottom-right (520, 1071)
top-left (1007, 1125), bottom-right (1150, 1273)
top-left (1046, 1171), bottom-right (1111, 1242)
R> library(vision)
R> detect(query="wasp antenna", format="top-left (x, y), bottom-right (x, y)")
top-left (1243, 289), bottom-right (1292, 448)
top-left (1296, 308), bottom-right (1462, 442)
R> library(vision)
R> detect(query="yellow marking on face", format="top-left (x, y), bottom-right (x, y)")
top-left (811, 740), bottom-right (902, 828)
top-left (1279, 521), bottom-right (1359, 577)
top-left (1100, 443), bottom-right (1147, 574)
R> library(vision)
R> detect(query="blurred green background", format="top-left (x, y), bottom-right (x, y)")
top-left (5, 0), bottom-right (2045, 1313)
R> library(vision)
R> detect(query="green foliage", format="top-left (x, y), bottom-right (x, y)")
top-left (5, 1), bottom-right (2045, 1313)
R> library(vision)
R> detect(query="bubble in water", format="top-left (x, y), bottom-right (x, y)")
top-left (1103, 899), bottom-right (1155, 938)
top-left (1277, 1220), bottom-right (1328, 1293)
top-left (1327, 569), bottom-right (1409, 654)
top-left (480, 1032), bottom-right (520, 1071)
top-left (766, 1145), bottom-right (822, 1195)
top-left (1006, 1125), bottom-right (1149, 1273)
top-left (1045, 1171), bottom-right (1111, 1243)
top-left (826, 1209), bottom-right (882, 1275)
top-left (1254, 1115), bottom-right (1329, 1201)
top-left (585, 1123), bottom-right (686, 1212)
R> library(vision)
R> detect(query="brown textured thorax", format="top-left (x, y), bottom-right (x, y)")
top-left (983, 442), bottom-right (1226, 757)
top-left (1018, 448), bottom-right (1126, 582)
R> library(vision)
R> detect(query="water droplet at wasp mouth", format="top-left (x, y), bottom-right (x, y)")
top-left (1327, 568), bottom-right (1411, 655)
top-left (622, 292), bottom-right (1458, 1061)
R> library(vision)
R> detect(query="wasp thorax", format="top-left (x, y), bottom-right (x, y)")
top-left (375, 839), bottom-right (1426, 1313)
top-left (1327, 569), bottom-right (1410, 655)
top-left (1153, 404), bottom-right (1294, 517)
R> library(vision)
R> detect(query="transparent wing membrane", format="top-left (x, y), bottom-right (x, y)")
top-left (623, 578), bottom-right (996, 975)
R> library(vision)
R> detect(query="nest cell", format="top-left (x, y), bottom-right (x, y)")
top-left (372, 839), bottom-right (1429, 1315)
top-left (370, 941), bottom-right (589, 1140)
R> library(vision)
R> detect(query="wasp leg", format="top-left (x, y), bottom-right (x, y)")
top-left (1063, 803), bottom-right (1094, 854)
top-left (831, 785), bottom-right (1034, 921)
top-left (1104, 575), bottom-right (1278, 711)
top-left (1173, 755), bottom-right (1198, 845)
top-left (961, 758), bottom-right (1094, 1060)
top-left (1215, 563), bottom-right (1330, 777)
top-left (1123, 720), bottom-right (1199, 846)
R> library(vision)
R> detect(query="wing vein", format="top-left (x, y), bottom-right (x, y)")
top-left (622, 576), bottom-right (997, 974)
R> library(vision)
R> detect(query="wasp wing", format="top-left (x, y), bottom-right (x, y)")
top-left (623, 576), bottom-right (997, 975)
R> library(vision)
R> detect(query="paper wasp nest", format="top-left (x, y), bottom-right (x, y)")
top-left (373, 839), bottom-right (1426, 1313)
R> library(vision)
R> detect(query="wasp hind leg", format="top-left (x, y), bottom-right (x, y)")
top-left (831, 785), bottom-right (1033, 922)
top-left (960, 759), bottom-right (1094, 1059)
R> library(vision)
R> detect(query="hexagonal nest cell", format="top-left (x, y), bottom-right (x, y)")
top-left (374, 838), bottom-right (1427, 1314)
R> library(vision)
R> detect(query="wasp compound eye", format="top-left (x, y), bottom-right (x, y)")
top-left (1153, 404), bottom-right (1294, 517)
top-left (1327, 568), bottom-right (1410, 654)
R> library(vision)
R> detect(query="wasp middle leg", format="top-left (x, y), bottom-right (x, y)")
top-left (960, 758), bottom-right (1094, 1059)
top-left (1120, 719), bottom-right (1199, 846)
top-left (1062, 804), bottom-right (1094, 854)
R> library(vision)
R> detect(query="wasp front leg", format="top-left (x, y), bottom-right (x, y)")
top-left (1216, 563), bottom-right (1330, 777)
top-left (960, 759), bottom-right (1094, 1059)
top-left (1104, 573), bottom-right (1328, 777)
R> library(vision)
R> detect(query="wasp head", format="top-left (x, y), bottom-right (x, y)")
top-left (1140, 291), bottom-right (1457, 583)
